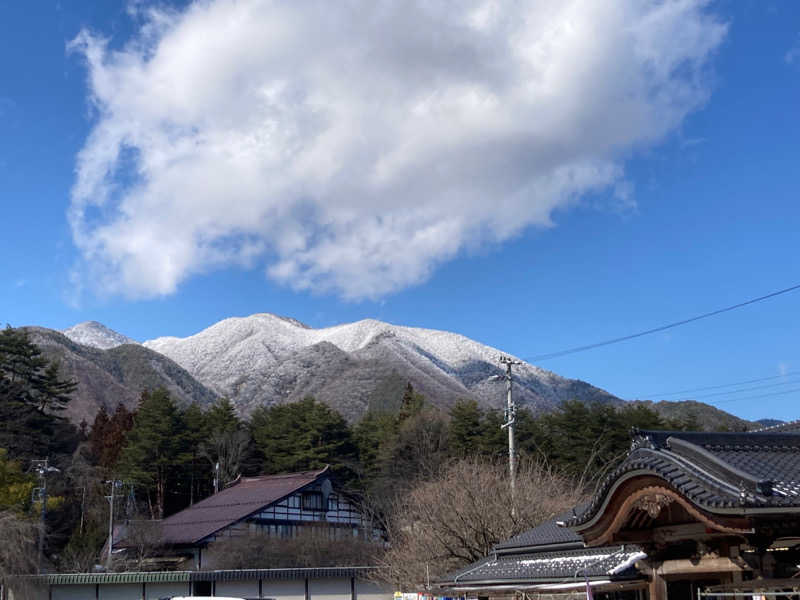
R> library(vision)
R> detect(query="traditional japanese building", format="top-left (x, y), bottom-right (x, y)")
top-left (565, 427), bottom-right (800, 598)
top-left (439, 425), bottom-right (800, 599)
top-left (441, 515), bottom-right (648, 598)
top-left (113, 466), bottom-right (378, 569)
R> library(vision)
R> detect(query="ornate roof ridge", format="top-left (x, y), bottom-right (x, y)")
top-left (564, 430), bottom-right (800, 530)
top-left (633, 429), bottom-right (800, 450)
top-left (751, 419), bottom-right (800, 433)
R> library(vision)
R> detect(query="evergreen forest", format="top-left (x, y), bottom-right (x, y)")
top-left (0, 325), bottom-right (710, 574)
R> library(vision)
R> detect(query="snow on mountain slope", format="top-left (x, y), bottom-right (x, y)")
top-left (26, 327), bottom-right (217, 425)
top-left (143, 313), bottom-right (621, 418)
top-left (63, 321), bottom-right (139, 350)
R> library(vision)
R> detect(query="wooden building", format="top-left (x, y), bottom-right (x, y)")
top-left (439, 424), bottom-right (800, 599)
top-left (114, 466), bottom-right (378, 569)
top-left (440, 515), bottom-right (648, 597)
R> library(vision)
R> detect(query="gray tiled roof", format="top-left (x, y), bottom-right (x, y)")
top-left (495, 513), bottom-right (583, 552)
top-left (444, 545), bottom-right (644, 585)
top-left (28, 567), bottom-right (380, 586)
top-left (566, 430), bottom-right (800, 528)
top-left (754, 420), bottom-right (800, 433)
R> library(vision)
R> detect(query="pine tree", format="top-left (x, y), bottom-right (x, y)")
top-left (479, 409), bottom-right (508, 457)
top-left (181, 403), bottom-right (211, 504)
top-left (448, 399), bottom-right (483, 456)
top-left (0, 327), bottom-right (79, 461)
top-left (34, 361), bottom-right (77, 413)
top-left (352, 410), bottom-right (398, 483)
top-left (117, 389), bottom-right (185, 519)
top-left (0, 327), bottom-right (75, 413)
top-left (250, 397), bottom-right (357, 481)
top-left (204, 398), bottom-right (240, 434)
top-left (528, 400), bottom-right (668, 484)
top-left (399, 382), bottom-right (425, 421)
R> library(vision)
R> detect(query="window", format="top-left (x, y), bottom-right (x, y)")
top-left (302, 491), bottom-right (324, 510)
top-left (193, 581), bottom-right (212, 595)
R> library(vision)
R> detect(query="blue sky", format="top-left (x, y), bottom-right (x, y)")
top-left (1, 1), bottom-right (799, 422)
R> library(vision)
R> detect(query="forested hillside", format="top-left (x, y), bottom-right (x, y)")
top-left (1, 324), bottom-right (737, 575)
top-left (23, 327), bottom-right (218, 425)
top-left (0, 323), bottom-right (768, 580)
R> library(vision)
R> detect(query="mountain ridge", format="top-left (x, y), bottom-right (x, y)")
top-left (58, 314), bottom-right (761, 429)
top-left (141, 313), bottom-right (621, 420)
top-left (62, 320), bottom-right (139, 349)
top-left (26, 327), bottom-right (218, 425)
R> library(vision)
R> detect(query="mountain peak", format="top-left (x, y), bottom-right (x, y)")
top-left (62, 321), bottom-right (138, 350)
top-left (142, 313), bottom-right (621, 419)
top-left (252, 313), bottom-right (311, 329)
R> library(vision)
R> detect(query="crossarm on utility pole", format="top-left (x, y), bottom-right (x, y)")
top-left (499, 355), bottom-right (522, 518)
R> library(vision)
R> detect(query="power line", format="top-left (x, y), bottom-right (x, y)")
top-left (714, 386), bottom-right (800, 405)
top-left (525, 283), bottom-right (800, 362)
top-left (641, 370), bottom-right (800, 397)
top-left (649, 377), bottom-right (800, 402)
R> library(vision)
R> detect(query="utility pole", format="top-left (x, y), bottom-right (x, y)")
top-left (499, 355), bottom-right (521, 517)
top-left (31, 458), bottom-right (59, 574)
top-left (214, 462), bottom-right (220, 494)
top-left (106, 479), bottom-right (120, 570)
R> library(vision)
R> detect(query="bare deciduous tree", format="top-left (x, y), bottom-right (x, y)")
top-left (114, 518), bottom-right (165, 572)
top-left (380, 457), bottom-right (585, 588)
top-left (205, 525), bottom-right (383, 570)
top-left (0, 510), bottom-right (41, 599)
top-left (200, 429), bottom-right (250, 488)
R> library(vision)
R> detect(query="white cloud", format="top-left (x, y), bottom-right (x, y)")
top-left (69, 0), bottom-right (726, 300)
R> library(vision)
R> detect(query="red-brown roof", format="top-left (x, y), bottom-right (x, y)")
top-left (158, 466), bottom-right (329, 545)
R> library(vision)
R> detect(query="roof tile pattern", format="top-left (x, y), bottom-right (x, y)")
top-left (753, 420), bottom-right (800, 433)
top-left (158, 468), bottom-right (327, 544)
top-left (446, 546), bottom-right (643, 584)
top-left (495, 513), bottom-right (583, 551)
top-left (566, 430), bottom-right (800, 528)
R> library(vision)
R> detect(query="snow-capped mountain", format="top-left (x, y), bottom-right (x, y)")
top-left (25, 327), bottom-right (217, 425)
top-left (141, 313), bottom-right (621, 419)
top-left (63, 321), bottom-right (139, 350)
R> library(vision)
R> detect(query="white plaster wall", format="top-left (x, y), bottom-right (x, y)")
top-left (309, 577), bottom-right (351, 600)
top-left (100, 583), bottom-right (142, 600)
top-left (52, 585), bottom-right (96, 600)
top-left (145, 582), bottom-right (191, 599)
top-left (7, 584), bottom-right (48, 600)
top-left (215, 580), bottom-right (259, 597)
top-left (355, 580), bottom-right (392, 600)
top-left (260, 579), bottom-right (306, 600)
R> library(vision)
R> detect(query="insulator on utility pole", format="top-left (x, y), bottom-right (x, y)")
top-left (30, 458), bottom-right (59, 574)
top-left (499, 355), bottom-right (522, 517)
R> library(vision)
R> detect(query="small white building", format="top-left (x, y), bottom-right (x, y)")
top-left (14, 566), bottom-right (391, 600)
